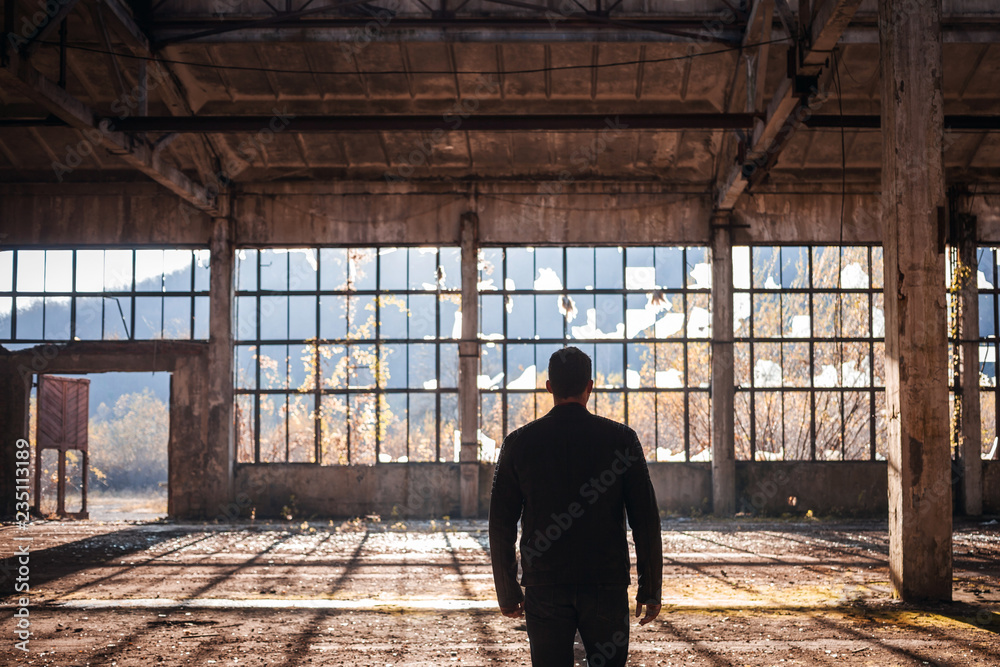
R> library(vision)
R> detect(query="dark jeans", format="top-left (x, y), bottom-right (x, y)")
top-left (523, 583), bottom-right (629, 667)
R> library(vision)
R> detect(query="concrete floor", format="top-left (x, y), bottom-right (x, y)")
top-left (1, 517), bottom-right (999, 666)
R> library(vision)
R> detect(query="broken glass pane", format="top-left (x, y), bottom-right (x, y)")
top-left (440, 294), bottom-right (461, 339)
top-left (440, 343), bottom-right (458, 388)
top-left (478, 248), bottom-right (503, 291)
top-left (320, 395), bottom-right (347, 465)
top-left (288, 249), bottom-right (318, 291)
top-left (104, 249), bottom-right (133, 292)
top-left (753, 343), bottom-right (781, 387)
top-left (506, 344), bottom-right (535, 389)
top-left (654, 247), bottom-right (684, 289)
top-left (505, 247), bottom-right (534, 290)
top-left (781, 247), bottom-right (809, 288)
top-left (627, 343), bottom-right (655, 388)
top-left (258, 344), bottom-right (288, 390)
top-left (732, 246), bottom-right (751, 289)
top-left (626, 247), bottom-right (655, 290)
top-left (349, 248), bottom-right (377, 291)
top-left (163, 250), bottom-right (193, 292)
top-left (75, 250), bottom-right (104, 292)
top-left (410, 393), bottom-right (438, 462)
top-left (289, 295), bottom-right (317, 340)
top-left (379, 248), bottom-right (407, 291)
top-left (595, 247), bottom-right (624, 289)
top-left (260, 249), bottom-right (288, 291)
top-left (44, 297), bottom-right (70, 339)
top-left (595, 343), bottom-right (624, 388)
top-left (566, 247), bottom-right (595, 289)
top-left (593, 294), bottom-right (624, 339)
top-left (75, 297), bottom-right (102, 340)
top-left (687, 247), bottom-right (711, 290)
top-left (319, 248), bottom-right (348, 291)
top-left (44, 250), bottom-right (72, 292)
top-left (534, 247), bottom-right (563, 290)
top-left (440, 247), bottom-right (461, 291)
top-left (656, 392), bottom-right (685, 460)
top-left (289, 343), bottom-right (315, 390)
top-left (842, 293), bottom-right (870, 337)
top-left (236, 345), bottom-right (257, 389)
top-left (195, 296), bottom-right (209, 339)
top-left (409, 247), bottom-right (439, 291)
top-left (782, 294), bottom-right (810, 338)
top-left (260, 296), bottom-right (288, 340)
top-left (236, 249), bottom-right (257, 291)
top-left (379, 344), bottom-right (406, 389)
top-left (103, 296), bottom-right (130, 340)
top-left (379, 294), bottom-right (408, 340)
top-left (287, 394), bottom-right (316, 463)
top-left (134, 296), bottom-right (162, 339)
top-left (409, 294), bottom-right (436, 338)
top-left (163, 296), bottom-right (190, 338)
top-left (536, 294), bottom-right (563, 339)
top-left (812, 247), bottom-right (839, 289)
top-left (320, 295), bottom-right (347, 340)
top-left (381, 394), bottom-right (408, 462)
top-left (687, 294), bottom-right (711, 338)
top-left (783, 342), bottom-right (810, 387)
top-left (753, 247), bottom-right (779, 289)
top-left (981, 294), bottom-right (995, 339)
top-left (480, 294), bottom-right (504, 339)
top-left (507, 295), bottom-right (534, 339)
top-left (408, 343), bottom-right (436, 390)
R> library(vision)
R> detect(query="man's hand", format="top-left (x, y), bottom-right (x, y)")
top-left (635, 601), bottom-right (661, 626)
top-left (500, 601), bottom-right (524, 618)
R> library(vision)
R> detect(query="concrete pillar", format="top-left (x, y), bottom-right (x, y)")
top-left (168, 356), bottom-right (207, 518)
top-left (0, 360), bottom-right (31, 519)
top-left (879, 0), bottom-right (952, 601)
top-left (458, 211), bottom-right (480, 517)
top-left (954, 205), bottom-right (983, 516)
top-left (201, 215), bottom-right (235, 519)
top-left (710, 218), bottom-right (736, 517)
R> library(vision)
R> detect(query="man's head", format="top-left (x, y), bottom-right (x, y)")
top-left (546, 346), bottom-right (594, 403)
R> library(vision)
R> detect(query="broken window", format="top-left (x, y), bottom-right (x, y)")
top-left (477, 246), bottom-right (712, 462)
top-left (734, 245), bottom-right (885, 461)
top-left (0, 248), bottom-right (210, 346)
top-left (234, 247), bottom-right (461, 465)
top-left (971, 247), bottom-right (1000, 460)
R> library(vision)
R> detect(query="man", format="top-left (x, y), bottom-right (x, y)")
top-left (489, 346), bottom-right (662, 667)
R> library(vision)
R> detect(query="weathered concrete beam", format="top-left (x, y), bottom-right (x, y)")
top-left (202, 216), bottom-right (235, 519)
top-left (0, 49), bottom-right (217, 214)
top-left (459, 211), bottom-right (480, 518)
top-left (0, 341), bottom-right (207, 373)
top-left (710, 217), bottom-right (735, 517)
top-left (0, 183), bottom-right (213, 246)
top-left (715, 0), bottom-right (863, 210)
top-left (880, 0), bottom-right (952, 602)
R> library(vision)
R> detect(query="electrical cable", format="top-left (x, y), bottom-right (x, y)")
top-left (32, 37), bottom-right (790, 77)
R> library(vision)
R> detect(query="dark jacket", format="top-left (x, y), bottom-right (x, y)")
top-left (488, 402), bottom-right (663, 610)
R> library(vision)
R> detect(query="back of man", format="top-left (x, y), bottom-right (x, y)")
top-left (489, 347), bottom-right (662, 667)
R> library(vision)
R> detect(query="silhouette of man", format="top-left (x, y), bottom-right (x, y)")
top-left (489, 346), bottom-right (662, 667)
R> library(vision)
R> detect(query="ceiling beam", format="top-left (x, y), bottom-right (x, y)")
top-left (0, 49), bottom-right (217, 213)
top-left (715, 0), bottom-right (863, 210)
top-left (6, 114), bottom-right (999, 131)
top-left (94, 0), bottom-right (226, 185)
top-left (19, 0), bottom-right (84, 57)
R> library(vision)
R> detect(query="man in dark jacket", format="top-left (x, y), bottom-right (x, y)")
top-left (489, 346), bottom-right (662, 667)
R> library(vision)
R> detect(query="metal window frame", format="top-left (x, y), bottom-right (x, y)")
top-left (0, 248), bottom-right (210, 345)
top-left (233, 246), bottom-right (461, 465)
top-left (477, 245), bottom-right (712, 463)
top-left (733, 244), bottom-right (885, 462)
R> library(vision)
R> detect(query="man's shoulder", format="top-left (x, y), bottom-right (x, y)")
top-left (586, 412), bottom-right (637, 439)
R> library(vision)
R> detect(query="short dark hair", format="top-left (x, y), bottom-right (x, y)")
top-left (547, 347), bottom-right (592, 399)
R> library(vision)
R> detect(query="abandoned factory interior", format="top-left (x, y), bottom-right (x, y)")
top-left (1, 0), bottom-right (999, 664)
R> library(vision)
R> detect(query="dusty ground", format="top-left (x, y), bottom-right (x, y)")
top-left (1, 516), bottom-right (999, 666)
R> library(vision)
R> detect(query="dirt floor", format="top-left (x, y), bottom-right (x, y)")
top-left (2, 516), bottom-right (999, 666)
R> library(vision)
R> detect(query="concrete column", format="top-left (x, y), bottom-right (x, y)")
top-left (201, 215), bottom-right (235, 519)
top-left (954, 206), bottom-right (983, 516)
top-left (710, 218), bottom-right (736, 517)
top-left (458, 211), bottom-right (480, 517)
top-left (0, 360), bottom-right (31, 519)
top-left (879, 0), bottom-right (952, 601)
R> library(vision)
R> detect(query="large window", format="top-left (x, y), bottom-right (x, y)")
top-left (234, 247), bottom-right (461, 464)
top-left (733, 246), bottom-right (886, 461)
top-left (975, 247), bottom-right (1000, 459)
top-left (477, 246), bottom-right (712, 463)
top-left (0, 248), bottom-right (210, 346)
